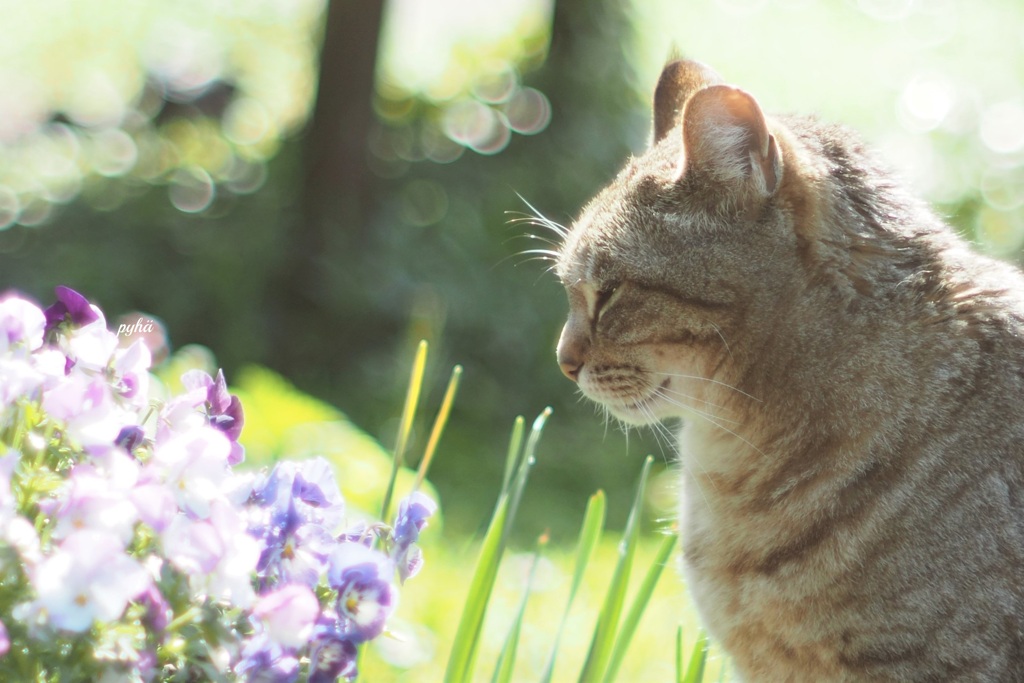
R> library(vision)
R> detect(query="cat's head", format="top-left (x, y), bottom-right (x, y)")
top-left (555, 60), bottom-right (819, 425)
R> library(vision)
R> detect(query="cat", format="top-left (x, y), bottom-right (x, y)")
top-left (553, 59), bottom-right (1024, 682)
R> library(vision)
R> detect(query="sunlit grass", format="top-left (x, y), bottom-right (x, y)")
top-left (359, 535), bottom-right (726, 682)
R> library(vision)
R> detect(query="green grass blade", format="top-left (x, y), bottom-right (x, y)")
top-left (681, 630), bottom-right (709, 683)
top-left (499, 416), bottom-right (525, 500)
top-left (414, 364), bottom-right (462, 491)
top-left (444, 495), bottom-right (510, 683)
top-left (578, 455), bottom-right (654, 683)
top-left (444, 413), bottom-right (544, 683)
top-left (491, 536), bottom-right (547, 683)
top-left (603, 531), bottom-right (678, 682)
top-left (539, 490), bottom-right (606, 683)
top-left (676, 626), bottom-right (684, 683)
top-left (380, 340), bottom-right (428, 521)
top-left (503, 407), bottom-right (550, 539)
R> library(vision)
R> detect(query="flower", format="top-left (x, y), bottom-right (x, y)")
top-left (148, 427), bottom-right (234, 519)
top-left (392, 491), bottom-right (437, 582)
top-left (43, 286), bottom-right (100, 333)
top-left (42, 373), bottom-right (128, 451)
top-left (308, 631), bottom-right (358, 683)
top-left (29, 530), bottom-right (149, 632)
top-left (137, 584), bottom-right (172, 633)
top-left (251, 584), bottom-right (320, 649)
top-left (234, 633), bottom-right (300, 683)
top-left (0, 286), bottom-right (431, 680)
top-left (42, 456), bottom-right (139, 543)
top-left (327, 542), bottom-right (397, 643)
top-left (111, 339), bottom-right (151, 408)
top-left (181, 369), bottom-right (245, 464)
top-left (114, 425), bottom-right (145, 455)
top-left (253, 501), bottom-right (336, 589)
top-left (162, 500), bottom-right (260, 608)
top-left (251, 458), bottom-right (346, 532)
top-left (0, 295), bottom-right (45, 353)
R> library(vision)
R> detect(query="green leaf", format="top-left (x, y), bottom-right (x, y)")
top-left (414, 364), bottom-right (463, 491)
top-left (503, 407), bottom-right (550, 539)
top-left (539, 490), bottom-right (606, 683)
top-left (578, 455), bottom-right (654, 683)
top-left (491, 538), bottom-right (546, 683)
top-left (603, 531), bottom-right (678, 682)
top-left (681, 630), bottom-right (710, 683)
top-left (444, 410), bottom-right (546, 683)
top-left (444, 494), bottom-right (509, 683)
top-left (676, 626), bottom-right (684, 683)
top-left (499, 415), bottom-right (525, 500)
top-left (380, 340), bottom-right (429, 522)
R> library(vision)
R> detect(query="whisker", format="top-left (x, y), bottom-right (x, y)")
top-left (708, 321), bottom-right (734, 362)
top-left (511, 193), bottom-right (570, 239)
top-left (653, 391), bottom-right (742, 428)
top-left (654, 387), bottom-right (766, 458)
top-left (646, 408), bottom-right (719, 503)
top-left (656, 386), bottom-right (736, 417)
top-left (517, 248), bottom-right (561, 260)
top-left (657, 372), bottom-right (761, 402)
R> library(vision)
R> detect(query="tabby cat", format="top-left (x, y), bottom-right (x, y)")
top-left (554, 60), bottom-right (1024, 681)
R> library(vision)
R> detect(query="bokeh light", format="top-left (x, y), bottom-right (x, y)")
top-left (0, 0), bottom-right (325, 226)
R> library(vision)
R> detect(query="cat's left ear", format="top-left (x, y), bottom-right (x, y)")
top-left (679, 85), bottom-right (782, 197)
top-left (652, 60), bottom-right (724, 144)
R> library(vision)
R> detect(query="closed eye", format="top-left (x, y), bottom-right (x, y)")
top-left (595, 284), bottom-right (621, 320)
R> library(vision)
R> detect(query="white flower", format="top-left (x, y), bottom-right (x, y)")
top-left (149, 427), bottom-right (232, 519)
top-left (30, 530), bottom-right (149, 632)
top-left (162, 500), bottom-right (259, 609)
top-left (0, 296), bottom-right (45, 354)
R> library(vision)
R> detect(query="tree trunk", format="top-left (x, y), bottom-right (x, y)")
top-left (270, 0), bottom-right (386, 374)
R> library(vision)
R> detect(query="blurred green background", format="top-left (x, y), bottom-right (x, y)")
top-left (2, 0), bottom-right (1023, 545)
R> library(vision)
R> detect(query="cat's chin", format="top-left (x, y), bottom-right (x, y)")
top-left (582, 378), bottom-right (673, 426)
top-left (603, 403), bottom-right (662, 426)
top-left (601, 389), bottom-right (671, 425)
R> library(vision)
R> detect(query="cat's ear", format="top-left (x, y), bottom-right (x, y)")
top-left (652, 60), bottom-right (724, 144)
top-left (679, 85), bottom-right (782, 197)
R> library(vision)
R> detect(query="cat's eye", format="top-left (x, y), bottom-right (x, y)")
top-left (594, 284), bottom-right (620, 318)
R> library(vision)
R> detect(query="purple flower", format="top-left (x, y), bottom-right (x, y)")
top-left (112, 339), bottom-right (151, 407)
top-left (115, 425), bottom-right (146, 454)
top-left (393, 491), bottom-right (437, 549)
top-left (251, 584), bottom-right (320, 649)
top-left (181, 369), bottom-right (245, 464)
top-left (254, 503), bottom-right (336, 589)
top-left (308, 628), bottom-right (358, 683)
top-left (251, 458), bottom-right (346, 532)
top-left (234, 633), bottom-right (300, 683)
top-left (43, 286), bottom-right (100, 334)
top-left (327, 543), bottom-right (397, 643)
top-left (138, 585), bottom-right (172, 632)
top-left (0, 618), bottom-right (8, 658)
top-left (391, 491), bottom-right (437, 582)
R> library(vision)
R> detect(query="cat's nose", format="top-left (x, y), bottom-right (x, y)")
top-left (556, 322), bottom-right (588, 382)
top-left (559, 357), bottom-right (583, 382)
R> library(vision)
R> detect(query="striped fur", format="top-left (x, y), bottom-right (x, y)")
top-left (555, 60), bottom-right (1024, 682)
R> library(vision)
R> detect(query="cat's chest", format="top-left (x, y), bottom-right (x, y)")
top-left (677, 428), bottom-right (857, 681)
top-left (680, 496), bottom-right (855, 682)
